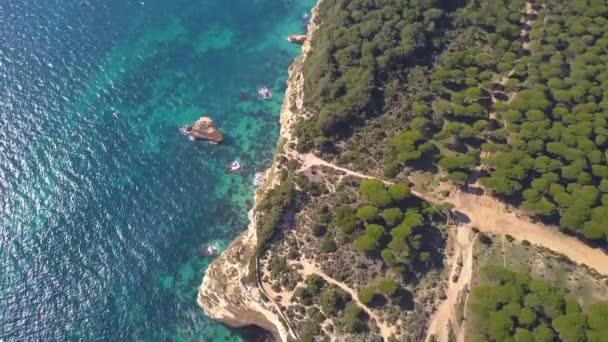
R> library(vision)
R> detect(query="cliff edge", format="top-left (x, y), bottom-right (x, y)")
top-left (197, 209), bottom-right (288, 341)
top-left (197, 3), bottom-right (322, 341)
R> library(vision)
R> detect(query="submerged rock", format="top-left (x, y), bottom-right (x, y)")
top-left (287, 34), bottom-right (307, 45)
top-left (185, 116), bottom-right (223, 143)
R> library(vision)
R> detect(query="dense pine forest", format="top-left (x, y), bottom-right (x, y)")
top-left (470, 266), bottom-right (608, 342)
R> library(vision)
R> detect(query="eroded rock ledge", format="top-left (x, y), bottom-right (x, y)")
top-left (287, 34), bottom-right (307, 45)
top-left (197, 2), bottom-right (322, 341)
top-left (197, 211), bottom-right (287, 341)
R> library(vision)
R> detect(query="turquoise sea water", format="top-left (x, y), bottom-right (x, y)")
top-left (0, 0), bottom-right (312, 340)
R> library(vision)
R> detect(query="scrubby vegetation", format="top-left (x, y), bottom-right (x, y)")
top-left (256, 162), bottom-right (450, 340)
top-left (292, 274), bottom-right (372, 340)
top-left (470, 265), bottom-right (608, 342)
top-left (274, 171), bottom-right (448, 340)
top-left (256, 180), bottom-right (296, 255)
top-left (305, 177), bottom-right (448, 282)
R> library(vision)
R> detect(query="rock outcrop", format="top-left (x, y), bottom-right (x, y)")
top-left (287, 34), bottom-right (307, 45)
top-left (185, 116), bottom-right (223, 143)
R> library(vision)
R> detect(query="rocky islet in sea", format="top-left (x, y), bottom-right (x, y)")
top-left (184, 116), bottom-right (224, 143)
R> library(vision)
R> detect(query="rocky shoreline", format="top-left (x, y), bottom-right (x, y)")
top-left (196, 2), bottom-right (322, 341)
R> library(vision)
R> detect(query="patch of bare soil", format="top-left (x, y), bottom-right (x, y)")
top-left (449, 190), bottom-right (608, 275)
top-left (425, 228), bottom-right (477, 342)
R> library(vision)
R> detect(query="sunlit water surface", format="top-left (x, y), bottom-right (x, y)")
top-left (0, 0), bottom-right (312, 340)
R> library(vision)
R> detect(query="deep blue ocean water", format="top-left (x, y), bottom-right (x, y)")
top-left (0, 0), bottom-right (312, 340)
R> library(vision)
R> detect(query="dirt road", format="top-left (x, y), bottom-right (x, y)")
top-left (425, 228), bottom-right (477, 342)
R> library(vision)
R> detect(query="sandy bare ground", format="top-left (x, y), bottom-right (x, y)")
top-left (292, 258), bottom-right (396, 339)
top-left (449, 190), bottom-right (608, 275)
top-left (425, 228), bottom-right (477, 342)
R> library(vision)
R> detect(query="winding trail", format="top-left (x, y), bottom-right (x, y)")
top-left (256, 257), bottom-right (299, 340)
top-left (300, 153), bottom-right (394, 185)
top-left (292, 258), bottom-right (396, 339)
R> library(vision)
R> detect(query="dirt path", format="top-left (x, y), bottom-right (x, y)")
top-left (425, 228), bottom-right (477, 342)
top-left (486, 1), bottom-right (538, 127)
top-left (454, 229), bottom-right (477, 342)
top-left (292, 258), bottom-right (396, 339)
top-left (260, 257), bottom-right (292, 308)
top-left (521, 1), bottom-right (538, 50)
top-left (299, 156), bottom-right (608, 276)
top-left (300, 153), bottom-right (395, 185)
top-left (255, 258), bottom-right (300, 340)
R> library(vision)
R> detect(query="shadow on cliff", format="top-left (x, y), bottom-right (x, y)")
top-left (234, 325), bottom-right (276, 342)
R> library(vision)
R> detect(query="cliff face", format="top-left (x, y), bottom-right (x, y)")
top-left (197, 3), bottom-right (321, 341)
top-left (197, 210), bottom-right (287, 341)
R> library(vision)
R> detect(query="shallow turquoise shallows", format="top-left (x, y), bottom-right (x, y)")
top-left (0, 0), bottom-right (312, 340)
